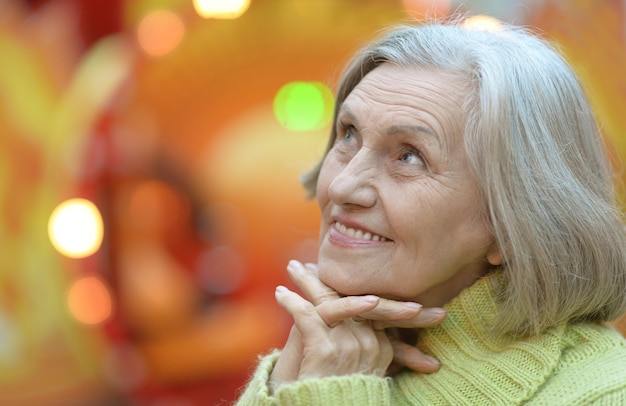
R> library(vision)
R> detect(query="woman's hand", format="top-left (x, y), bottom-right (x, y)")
top-left (269, 260), bottom-right (446, 391)
top-left (275, 285), bottom-right (392, 379)
top-left (269, 291), bottom-right (385, 391)
top-left (292, 261), bottom-right (446, 374)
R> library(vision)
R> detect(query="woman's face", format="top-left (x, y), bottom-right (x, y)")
top-left (316, 64), bottom-right (501, 307)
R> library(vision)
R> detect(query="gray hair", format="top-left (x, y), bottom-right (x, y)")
top-left (303, 19), bottom-right (626, 337)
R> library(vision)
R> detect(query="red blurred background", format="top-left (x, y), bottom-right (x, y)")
top-left (1, 0), bottom-right (625, 405)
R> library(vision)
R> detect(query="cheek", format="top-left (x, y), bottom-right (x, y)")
top-left (449, 196), bottom-right (492, 245)
top-left (316, 181), bottom-right (328, 209)
top-left (315, 159), bottom-right (335, 209)
top-left (316, 164), bottom-right (333, 241)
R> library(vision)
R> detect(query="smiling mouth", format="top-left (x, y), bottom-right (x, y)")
top-left (333, 221), bottom-right (390, 242)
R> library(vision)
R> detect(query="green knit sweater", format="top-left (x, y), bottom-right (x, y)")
top-left (235, 273), bottom-right (626, 405)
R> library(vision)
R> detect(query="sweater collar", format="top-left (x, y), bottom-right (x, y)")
top-left (397, 272), bottom-right (566, 404)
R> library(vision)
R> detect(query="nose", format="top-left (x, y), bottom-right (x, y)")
top-left (327, 151), bottom-right (377, 209)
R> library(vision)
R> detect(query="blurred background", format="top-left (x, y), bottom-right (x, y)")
top-left (0, 0), bottom-right (625, 405)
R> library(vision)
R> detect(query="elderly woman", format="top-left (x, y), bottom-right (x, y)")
top-left (236, 18), bottom-right (626, 405)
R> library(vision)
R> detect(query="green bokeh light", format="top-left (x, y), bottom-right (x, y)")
top-left (273, 81), bottom-right (334, 132)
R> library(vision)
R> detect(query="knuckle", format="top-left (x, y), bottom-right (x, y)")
top-left (318, 291), bottom-right (337, 302)
top-left (381, 344), bottom-right (394, 365)
top-left (359, 332), bottom-right (378, 351)
top-left (317, 339), bottom-right (338, 358)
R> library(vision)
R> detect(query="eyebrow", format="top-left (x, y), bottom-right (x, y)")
top-left (387, 125), bottom-right (441, 146)
top-left (339, 105), bottom-right (441, 146)
top-left (337, 107), bottom-right (359, 126)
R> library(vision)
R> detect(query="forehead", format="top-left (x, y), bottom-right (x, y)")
top-left (344, 64), bottom-right (467, 112)
top-left (340, 64), bottom-right (468, 144)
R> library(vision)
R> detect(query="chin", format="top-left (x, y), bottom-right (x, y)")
top-left (318, 270), bottom-right (364, 296)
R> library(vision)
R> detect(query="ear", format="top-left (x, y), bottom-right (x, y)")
top-left (486, 241), bottom-right (503, 266)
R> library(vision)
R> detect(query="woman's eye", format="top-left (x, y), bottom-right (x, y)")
top-left (399, 149), bottom-right (424, 166)
top-left (342, 125), bottom-right (355, 141)
top-left (335, 122), bottom-right (358, 148)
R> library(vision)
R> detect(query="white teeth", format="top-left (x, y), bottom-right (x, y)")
top-left (334, 222), bottom-right (387, 242)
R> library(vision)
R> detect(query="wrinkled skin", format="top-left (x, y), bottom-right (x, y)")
top-left (270, 65), bottom-right (501, 390)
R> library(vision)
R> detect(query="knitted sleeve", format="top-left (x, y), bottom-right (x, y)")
top-left (234, 350), bottom-right (392, 406)
top-left (234, 351), bottom-right (279, 406)
top-left (274, 374), bottom-right (392, 406)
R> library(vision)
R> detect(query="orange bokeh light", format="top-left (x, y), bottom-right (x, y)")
top-left (67, 276), bottom-right (113, 325)
top-left (136, 10), bottom-right (185, 57)
top-left (401, 0), bottom-right (451, 20)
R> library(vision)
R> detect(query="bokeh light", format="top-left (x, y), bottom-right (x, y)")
top-left (401, 0), bottom-right (451, 20)
top-left (273, 81), bottom-right (334, 132)
top-left (48, 198), bottom-right (104, 258)
top-left (136, 10), bottom-right (185, 57)
top-left (67, 276), bottom-right (113, 325)
top-left (463, 15), bottom-right (503, 31)
top-left (127, 180), bottom-right (191, 237)
top-left (193, 0), bottom-right (251, 19)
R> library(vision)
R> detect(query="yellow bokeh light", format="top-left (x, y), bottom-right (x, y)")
top-left (48, 198), bottom-right (104, 258)
top-left (193, 0), bottom-right (251, 19)
top-left (137, 10), bottom-right (185, 57)
top-left (67, 276), bottom-right (113, 325)
top-left (463, 15), bottom-right (503, 32)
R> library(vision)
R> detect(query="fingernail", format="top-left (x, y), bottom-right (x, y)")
top-left (276, 285), bottom-right (289, 295)
top-left (287, 260), bottom-right (302, 274)
top-left (404, 302), bottom-right (422, 311)
top-left (362, 295), bottom-right (379, 304)
top-left (426, 356), bottom-right (440, 367)
top-left (304, 263), bottom-right (318, 271)
top-left (431, 308), bottom-right (447, 316)
top-left (288, 260), bottom-right (302, 269)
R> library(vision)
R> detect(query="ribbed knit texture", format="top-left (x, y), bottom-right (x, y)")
top-left (235, 272), bottom-right (626, 405)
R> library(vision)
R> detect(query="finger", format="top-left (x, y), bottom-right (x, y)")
top-left (347, 327), bottom-right (394, 377)
top-left (369, 307), bottom-right (447, 330)
top-left (315, 295), bottom-right (380, 327)
top-left (371, 329), bottom-right (394, 376)
top-left (287, 260), bottom-right (339, 305)
top-left (359, 297), bottom-right (424, 321)
top-left (275, 285), bottom-right (378, 333)
top-left (389, 336), bottom-right (440, 373)
top-left (275, 285), bottom-right (329, 335)
top-left (270, 326), bottom-right (303, 391)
